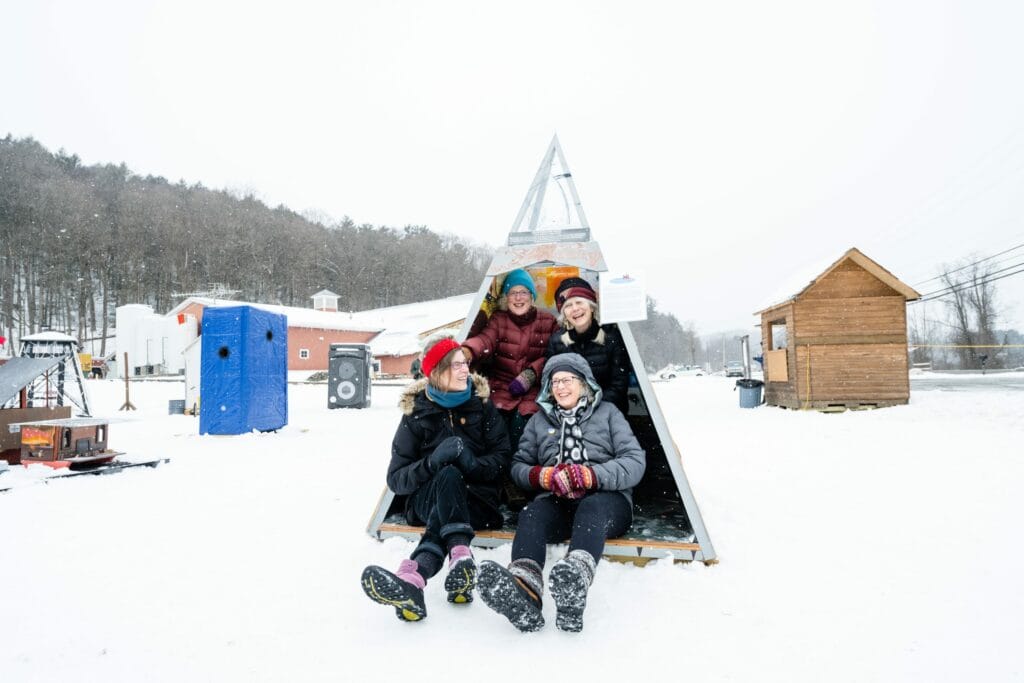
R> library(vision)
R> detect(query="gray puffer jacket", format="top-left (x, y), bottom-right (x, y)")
top-left (510, 352), bottom-right (646, 506)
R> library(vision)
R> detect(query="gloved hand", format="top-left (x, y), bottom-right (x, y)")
top-left (507, 368), bottom-right (536, 397)
top-left (427, 436), bottom-right (463, 472)
top-left (550, 466), bottom-right (576, 498)
top-left (453, 441), bottom-right (478, 474)
top-left (564, 463), bottom-right (596, 493)
top-left (529, 466), bottom-right (556, 491)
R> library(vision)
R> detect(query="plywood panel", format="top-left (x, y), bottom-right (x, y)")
top-left (766, 349), bottom-right (788, 382)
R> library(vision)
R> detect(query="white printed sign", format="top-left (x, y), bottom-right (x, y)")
top-left (598, 271), bottom-right (647, 324)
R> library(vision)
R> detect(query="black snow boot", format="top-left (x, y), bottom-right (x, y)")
top-left (477, 559), bottom-right (545, 633)
top-left (548, 549), bottom-right (597, 632)
top-left (361, 563), bottom-right (428, 622)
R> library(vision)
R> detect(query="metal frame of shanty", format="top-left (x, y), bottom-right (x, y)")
top-left (366, 137), bottom-right (716, 563)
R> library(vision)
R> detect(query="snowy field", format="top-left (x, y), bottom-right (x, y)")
top-left (2, 374), bottom-right (1023, 682)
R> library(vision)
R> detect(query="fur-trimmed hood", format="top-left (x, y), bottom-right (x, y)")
top-left (398, 373), bottom-right (492, 415)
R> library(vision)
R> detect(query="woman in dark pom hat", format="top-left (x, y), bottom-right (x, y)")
top-left (547, 276), bottom-right (631, 414)
top-left (361, 335), bottom-right (510, 622)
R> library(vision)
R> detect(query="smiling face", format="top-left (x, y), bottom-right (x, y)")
top-left (550, 371), bottom-right (583, 409)
top-left (561, 297), bottom-right (594, 333)
top-left (506, 286), bottom-right (534, 315)
top-left (441, 349), bottom-right (470, 392)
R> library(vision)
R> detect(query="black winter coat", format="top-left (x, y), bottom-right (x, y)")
top-left (387, 374), bottom-right (510, 527)
top-left (546, 323), bottom-right (630, 414)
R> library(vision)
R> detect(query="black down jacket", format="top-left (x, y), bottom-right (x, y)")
top-left (386, 374), bottom-right (510, 527)
top-left (546, 323), bottom-right (630, 414)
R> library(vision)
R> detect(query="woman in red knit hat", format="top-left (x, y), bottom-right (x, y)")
top-left (361, 335), bottom-right (510, 622)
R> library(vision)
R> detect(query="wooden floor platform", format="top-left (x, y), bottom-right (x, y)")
top-left (374, 522), bottom-right (708, 563)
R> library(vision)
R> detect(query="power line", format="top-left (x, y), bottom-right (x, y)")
top-left (915, 258), bottom-right (1024, 299)
top-left (912, 239), bottom-right (1024, 287)
top-left (912, 264), bottom-right (1024, 304)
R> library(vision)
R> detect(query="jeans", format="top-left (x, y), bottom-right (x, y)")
top-left (406, 465), bottom-right (497, 577)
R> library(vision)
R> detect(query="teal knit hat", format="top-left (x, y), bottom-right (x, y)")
top-left (501, 269), bottom-right (537, 299)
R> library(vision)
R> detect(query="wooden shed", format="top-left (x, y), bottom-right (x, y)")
top-left (756, 248), bottom-right (921, 410)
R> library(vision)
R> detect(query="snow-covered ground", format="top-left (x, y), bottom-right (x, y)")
top-left (2, 375), bottom-right (1022, 682)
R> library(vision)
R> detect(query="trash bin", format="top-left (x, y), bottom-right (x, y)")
top-left (735, 379), bottom-right (764, 408)
top-left (168, 399), bottom-right (186, 414)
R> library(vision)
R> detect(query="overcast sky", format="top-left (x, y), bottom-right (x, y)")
top-left (5, 1), bottom-right (1023, 334)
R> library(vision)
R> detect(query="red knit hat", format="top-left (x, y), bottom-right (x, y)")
top-left (420, 338), bottom-right (461, 378)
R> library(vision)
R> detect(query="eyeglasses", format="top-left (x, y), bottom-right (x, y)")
top-left (550, 377), bottom-right (579, 388)
top-left (507, 289), bottom-right (532, 299)
top-left (450, 361), bottom-right (470, 370)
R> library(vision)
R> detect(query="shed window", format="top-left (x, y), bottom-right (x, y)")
top-left (299, 348), bottom-right (310, 360)
top-left (770, 320), bottom-right (788, 350)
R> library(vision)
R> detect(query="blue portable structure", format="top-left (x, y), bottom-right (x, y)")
top-left (199, 306), bottom-right (288, 435)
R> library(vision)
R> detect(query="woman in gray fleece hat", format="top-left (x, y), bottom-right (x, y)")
top-left (477, 352), bottom-right (646, 633)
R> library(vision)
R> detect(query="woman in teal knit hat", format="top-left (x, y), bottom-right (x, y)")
top-left (462, 268), bottom-right (559, 453)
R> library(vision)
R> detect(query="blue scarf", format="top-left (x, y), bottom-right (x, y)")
top-left (426, 383), bottom-right (472, 408)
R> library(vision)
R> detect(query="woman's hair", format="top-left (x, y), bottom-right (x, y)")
top-left (558, 299), bottom-right (599, 329)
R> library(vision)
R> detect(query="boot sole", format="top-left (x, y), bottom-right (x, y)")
top-left (444, 557), bottom-right (476, 604)
top-left (549, 561), bottom-right (587, 632)
top-left (361, 566), bottom-right (427, 622)
top-left (477, 561), bottom-right (545, 633)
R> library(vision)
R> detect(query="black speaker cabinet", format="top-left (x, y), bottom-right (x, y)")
top-left (328, 343), bottom-right (372, 409)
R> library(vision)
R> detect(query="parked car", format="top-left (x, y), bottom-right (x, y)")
top-left (724, 361), bottom-right (745, 378)
top-left (659, 364), bottom-right (704, 380)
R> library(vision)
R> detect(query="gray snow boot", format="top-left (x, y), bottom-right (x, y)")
top-left (477, 558), bottom-right (545, 633)
top-left (548, 549), bottom-right (597, 632)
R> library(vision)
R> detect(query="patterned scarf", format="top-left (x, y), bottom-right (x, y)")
top-left (556, 396), bottom-right (590, 464)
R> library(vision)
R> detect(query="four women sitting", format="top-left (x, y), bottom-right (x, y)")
top-left (362, 271), bottom-right (648, 633)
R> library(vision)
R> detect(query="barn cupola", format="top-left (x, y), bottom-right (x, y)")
top-left (311, 289), bottom-right (340, 312)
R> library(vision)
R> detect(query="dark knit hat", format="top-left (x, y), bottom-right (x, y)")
top-left (554, 277), bottom-right (597, 312)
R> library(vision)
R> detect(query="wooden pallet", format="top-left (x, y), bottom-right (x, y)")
top-left (374, 522), bottom-right (711, 564)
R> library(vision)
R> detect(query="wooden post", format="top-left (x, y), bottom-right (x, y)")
top-left (119, 352), bottom-right (136, 411)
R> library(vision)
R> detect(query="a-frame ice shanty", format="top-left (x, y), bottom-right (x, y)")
top-left (367, 136), bottom-right (716, 563)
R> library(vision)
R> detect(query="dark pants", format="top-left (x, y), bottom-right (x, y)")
top-left (511, 491), bottom-right (633, 567)
top-left (406, 465), bottom-right (496, 577)
top-left (498, 409), bottom-right (533, 516)
top-left (499, 408), bottom-right (530, 454)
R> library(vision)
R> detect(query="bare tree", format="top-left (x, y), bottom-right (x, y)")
top-left (940, 259), bottom-right (1002, 369)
